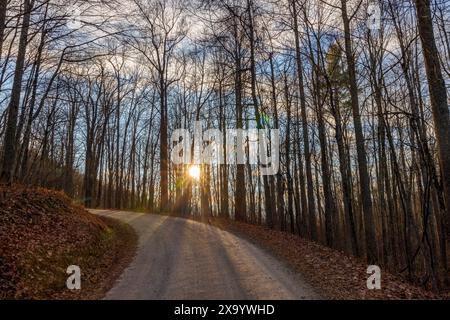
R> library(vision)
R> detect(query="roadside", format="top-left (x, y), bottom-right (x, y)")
top-left (0, 186), bottom-right (137, 299)
top-left (159, 213), bottom-right (446, 300)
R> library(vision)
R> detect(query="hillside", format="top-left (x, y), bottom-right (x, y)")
top-left (0, 186), bottom-right (137, 299)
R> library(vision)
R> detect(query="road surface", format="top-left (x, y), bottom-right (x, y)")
top-left (91, 210), bottom-right (321, 300)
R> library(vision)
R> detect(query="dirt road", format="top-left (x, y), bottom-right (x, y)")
top-left (91, 210), bottom-right (321, 300)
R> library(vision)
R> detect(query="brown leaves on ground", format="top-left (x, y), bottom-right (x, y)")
top-left (0, 185), bottom-right (137, 299)
top-left (188, 215), bottom-right (447, 300)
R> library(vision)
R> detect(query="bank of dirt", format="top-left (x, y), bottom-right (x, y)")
top-left (0, 186), bottom-right (137, 299)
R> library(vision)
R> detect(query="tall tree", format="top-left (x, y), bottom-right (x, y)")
top-left (339, 0), bottom-right (378, 263)
top-left (1, 0), bottom-right (35, 183)
top-left (414, 0), bottom-right (450, 239)
top-left (291, 0), bottom-right (317, 240)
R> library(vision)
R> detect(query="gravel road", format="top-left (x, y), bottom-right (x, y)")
top-left (91, 210), bottom-right (321, 300)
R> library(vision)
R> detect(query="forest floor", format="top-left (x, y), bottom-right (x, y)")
top-left (161, 213), bottom-right (448, 300)
top-left (0, 186), bottom-right (137, 299)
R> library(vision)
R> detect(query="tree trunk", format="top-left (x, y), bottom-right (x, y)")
top-left (340, 0), bottom-right (379, 263)
top-left (292, 0), bottom-right (317, 240)
top-left (415, 0), bottom-right (450, 236)
top-left (1, 0), bottom-right (34, 183)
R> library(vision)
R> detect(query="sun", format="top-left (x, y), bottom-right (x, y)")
top-left (188, 165), bottom-right (201, 180)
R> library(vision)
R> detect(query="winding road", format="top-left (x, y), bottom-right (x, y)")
top-left (91, 210), bottom-right (321, 300)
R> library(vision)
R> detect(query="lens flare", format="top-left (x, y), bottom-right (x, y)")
top-left (188, 165), bottom-right (201, 180)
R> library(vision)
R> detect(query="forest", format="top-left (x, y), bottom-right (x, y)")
top-left (0, 0), bottom-right (449, 292)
